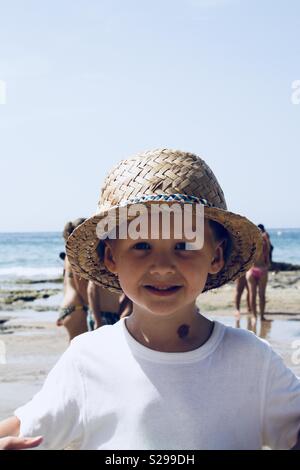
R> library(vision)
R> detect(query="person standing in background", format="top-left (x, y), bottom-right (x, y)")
top-left (257, 224), bottom-right (273, 264)
top-left (246, 224), bottom-right (271, 322)
top-left (57, 219), bottom-right (89, 341)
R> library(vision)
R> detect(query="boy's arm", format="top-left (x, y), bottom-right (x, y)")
top-left (0, 416), bottom-right (43, 450)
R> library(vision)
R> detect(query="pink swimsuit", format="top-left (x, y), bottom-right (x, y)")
top-left (249, 233), bottom-right (270, 280)
top-left (248, 266), bottom-right (268, 280)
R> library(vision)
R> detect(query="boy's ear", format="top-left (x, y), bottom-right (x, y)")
top-left (208, 242), bottom-right (225, 275)
top-left (103, 241), bottom-right (118, 274)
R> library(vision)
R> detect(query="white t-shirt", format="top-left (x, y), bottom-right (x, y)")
top-left (15, 318), bottom-right (300, 450)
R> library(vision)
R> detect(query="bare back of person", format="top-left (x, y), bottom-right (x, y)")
top-left (87, 282), bottom-right (122, 327)
top-left (96, 286), bottom-right (120, 312)
top-left (62, 256), bottom-right (89, 307)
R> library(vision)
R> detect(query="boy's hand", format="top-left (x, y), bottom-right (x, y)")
top-left (0, 435), bottom-right (43, 450)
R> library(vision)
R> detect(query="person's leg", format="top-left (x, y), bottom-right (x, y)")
top-left (235, 276), bottom-right (246, 317)
top-left (246, 272), bottom-right (258, 320)
top-left (258, 272), bottom-right (269, 321)
top-left (59, 308), bottom-right (88, 341)
top-left (245, 283), bottom-right (251, 313)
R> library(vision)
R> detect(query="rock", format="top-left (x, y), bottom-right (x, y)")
top-left (0, 289), bottom-right (60, 305)
top-left (270, 262), bottom-right (300, 272)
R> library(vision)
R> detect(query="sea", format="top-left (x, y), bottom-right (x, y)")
top-left (0, 232), bottom-right (65, 284)
top-left (0, 229), bottom-right (299, 284)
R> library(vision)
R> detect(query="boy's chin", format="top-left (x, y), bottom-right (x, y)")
top-left (140, 301), bottom-right (187, 317)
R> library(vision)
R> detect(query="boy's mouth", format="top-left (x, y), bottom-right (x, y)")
top-left (143, 284), bottom-right (182, 296)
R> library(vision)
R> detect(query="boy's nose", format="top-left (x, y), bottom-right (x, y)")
top-left (149, 253), bottom-right (176, 276)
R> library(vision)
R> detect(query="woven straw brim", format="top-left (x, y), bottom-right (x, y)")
top-left (66, 203), bottom-right (263, 294)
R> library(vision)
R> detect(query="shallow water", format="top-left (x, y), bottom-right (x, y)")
top-left (209, 315), bottom-right (300, 343)
top-left (0, 281), bottom-right (63, 292)
top-left (31, 292), bottom-right (63, 307)
top-left (0, 309), bottom-right (58, 323)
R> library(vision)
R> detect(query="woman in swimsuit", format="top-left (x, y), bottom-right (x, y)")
top-left (57, 219), bottom-right (90, 341)
top-left (246, 225), bottom-right (271, 322)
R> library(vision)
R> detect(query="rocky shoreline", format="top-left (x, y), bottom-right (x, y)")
top-left (0, 277), bottom-right (63, 312)
top-left (271, 261), bottom-right (300, 271)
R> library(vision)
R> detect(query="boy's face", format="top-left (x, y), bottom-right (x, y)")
top-left (104, 215), bottom-right (224, 317)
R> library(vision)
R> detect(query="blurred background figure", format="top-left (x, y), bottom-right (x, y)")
top-left (257, 224), bottom-right (273, 264)
top-left (57, 218), bottom-right (89, 341)
top-left (246, 224), bottom-right (272, 322)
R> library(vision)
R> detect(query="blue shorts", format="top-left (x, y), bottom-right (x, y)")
top-left (100, 312), bottom-right (120, 325)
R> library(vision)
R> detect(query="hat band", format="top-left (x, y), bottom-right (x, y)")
top-left (96, 193), bottom-right (214, 215)
top-left (118, 193), bottom-right (213, 208)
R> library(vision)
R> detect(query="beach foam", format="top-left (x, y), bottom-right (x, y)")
top-left (0, 266), bottom-right (62, 281)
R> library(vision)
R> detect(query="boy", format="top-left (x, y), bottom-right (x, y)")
top-left (0, 149), bottom-right (299, 450)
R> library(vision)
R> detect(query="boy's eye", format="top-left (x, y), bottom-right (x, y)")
top-left (132, 242), bottom-right (151, 250)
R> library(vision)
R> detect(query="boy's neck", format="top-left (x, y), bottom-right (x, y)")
top-left (125, 305), bottom-right (214, 353)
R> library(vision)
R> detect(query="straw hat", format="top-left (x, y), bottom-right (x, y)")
top-left (66, 148), bottom-right (262, 293)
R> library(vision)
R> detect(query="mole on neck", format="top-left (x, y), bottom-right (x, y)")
top-left (177, 324), bottom-right (190, 339)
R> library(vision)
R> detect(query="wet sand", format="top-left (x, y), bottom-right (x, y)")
top-left (0, 319), bottom-right (67, 419)
top-left (0, 270), bottom-right (299, 420)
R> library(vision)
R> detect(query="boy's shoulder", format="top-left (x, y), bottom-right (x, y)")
top-left (217, 321), bottom-right (272, 359)
top-left (221, 321), bottom-right (267, 342)
top-left (68, 321), bottom-right (125, 360)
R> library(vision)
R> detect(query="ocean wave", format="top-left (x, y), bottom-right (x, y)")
top-left (0, 266), bottom-right (62, 280)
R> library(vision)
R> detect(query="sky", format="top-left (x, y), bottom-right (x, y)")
top-left (0, 0), bottom-right (299, 231)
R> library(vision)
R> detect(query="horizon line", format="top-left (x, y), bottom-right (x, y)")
top-left (0, 227), bottom-right (300, 234)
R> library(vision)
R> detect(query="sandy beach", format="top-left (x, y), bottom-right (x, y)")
top-left (1, 270), bottom-right (300, 420)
